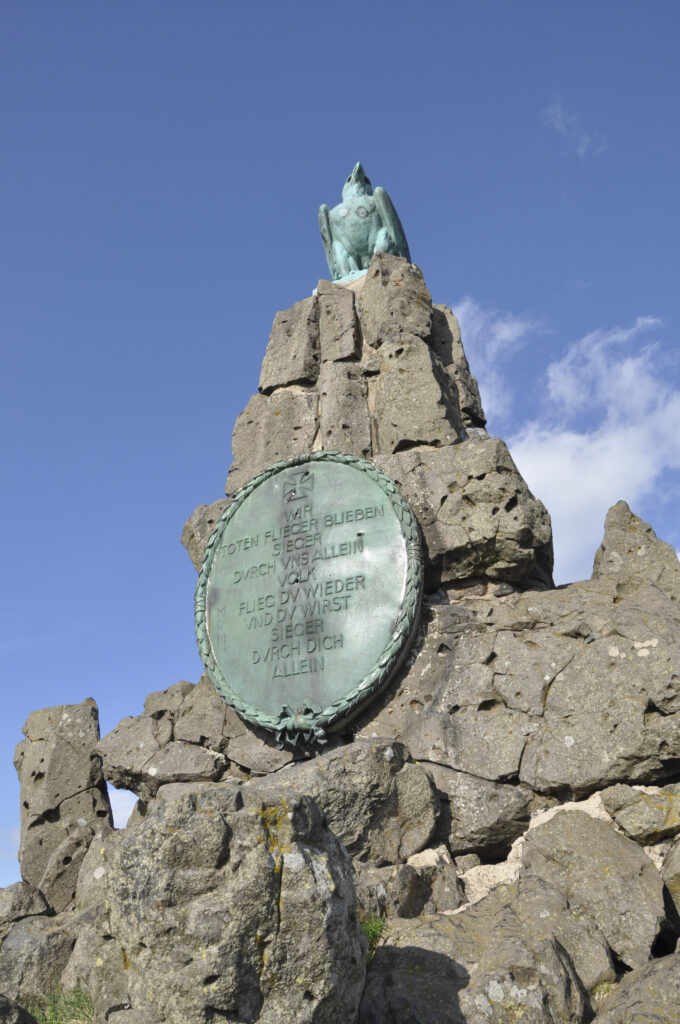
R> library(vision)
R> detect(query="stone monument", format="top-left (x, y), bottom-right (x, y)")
top-left (4, 168), bottom-right (680, 1024)
top-left (193, 168), bottom-right (552, 746)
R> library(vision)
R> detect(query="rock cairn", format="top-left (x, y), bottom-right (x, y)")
top-left (2, 254), bottom-right (680, 1023)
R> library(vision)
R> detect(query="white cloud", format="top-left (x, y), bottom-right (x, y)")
top-left (508, 317), bottom-right (680, 583)
top-left (0, 826), bottom-right (21, 888)
top-left (453, 297), bottom-right (546, 420)
top-left (108, 785), bottom-right (138, 828)
top-left (541, 97), bottom-right (606, 160)
top-left (0, 825), bottom-right (20, 861)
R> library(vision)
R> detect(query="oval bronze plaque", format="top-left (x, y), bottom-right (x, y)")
top-left (195, 452), bottom-right (423, 747)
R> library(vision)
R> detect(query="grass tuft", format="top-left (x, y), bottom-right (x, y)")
top-left (359, 911), bottom-right (386, 960)
top-left (592, 977), bottom-right (617, 1006)
top-left (27, 986), bottom-right (94, 1024)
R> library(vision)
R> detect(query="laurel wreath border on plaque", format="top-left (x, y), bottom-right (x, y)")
top-left (195, 451), bottom-right (424, 749)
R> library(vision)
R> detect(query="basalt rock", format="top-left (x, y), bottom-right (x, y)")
top-left (520, 809), bottom-right (670, 969)
top-left (358, 877), bottom-right (593, 1024)
top-left (14, 701), bottom-right (112, 913)
top-left (353, 511), bottom-right (680, 799)
top-left (0, 883), bottom-right (50, 943)
top-left (226, 387), bottom-right (319, 496)
top-left (424, 763), bottom-right (534, 858)
top-left (96, 674), bottom-right (295, 800)
top-left (356, 254), bottom-right (433, 349)
top-left (66, 782), bottom-right (365, 1024)
top-left (0, 909), bottom-right (83, 1009)
top-left (184, 253), bottom-right (553, 589)
top-left (595, 953), bottom-right (680, 1022)
top-left (373, 439), bottom-right (553, 588)
top-left (245, 739), bottom-right (438, 866)
top-left (7, 253), bottom-right (680, 1022)
top-left (354, 847), bottom-right (465, 919)
top-left (0, 994), bottom-right (39, 1024)
top-left (593, 498), bottom-right (680, 599)
top-left (663, 837), bottom-right (680, 916)
top-left (258, 295), bottom-right (320, 394)
top-left (600, 782), bottom-right (680, 844)
top-left (180, 498), bottom-right (229, 571)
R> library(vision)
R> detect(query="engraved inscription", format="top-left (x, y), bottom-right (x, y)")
top-left (204, 459), bottom-right (412, 719)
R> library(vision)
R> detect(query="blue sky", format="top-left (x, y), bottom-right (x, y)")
top-left (2, 2), bottom-right (679, 885)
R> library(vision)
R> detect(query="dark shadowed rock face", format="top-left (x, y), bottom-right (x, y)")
top-left (0, 993), bottom-right (39, 1024)
top-left (663, 836), bottom-right (680, 918)
top-left (358, 877), bottom-right (593, 1024)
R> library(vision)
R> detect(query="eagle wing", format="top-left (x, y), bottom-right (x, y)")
top-left (318, 204), bottom-right (337, 279)
top-left (374, 187), bottom-right (411, 262)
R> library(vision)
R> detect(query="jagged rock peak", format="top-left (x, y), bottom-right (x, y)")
top-left (593, 498), bottom-right (680, 599)
top-left (183, 252), bottom-right (554, 590)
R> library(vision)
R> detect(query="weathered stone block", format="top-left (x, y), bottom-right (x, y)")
top-left (600, 782), bottom-right (680, 844)
top-left (354, 854), bottom-right (464, 920)
top-left (374, 437), bottom-right (554, 587)
top-left (16, 701), bottom-right (111, 909)
top-left (595, 953), bottom-right (680, 1022)
top-left (318, 360), bottom-right (371, 456)
top-left (425, 763), bottom-right (532, 857)
top-left (431, 304), bottom-right (486, 427)
top-left (172, 674), bottom-right (228, 751)
top-left (180, 498), bottom-right (229, 570)
top-left (96, 714), bottom-right (172, 799)
top-left (593, 498), bottom-right (680, 599)
top-left (258, 294), bottom-right (320, 393)
top-left (358, 877), bottom-right (591, 1023)
top-left (97, 717), bottom-right (225, 803)
top-left (143, 679), bottom-right (195, 719)
top-left (226, 387), bottom-right (318, 495)
top-left (520, 628), bottom-right (680, 795)
top-left (521, 809), bottom-right (669, 969)
top-left (246, 739), bottom-right (438, 866)
top-left (72, 784), bottom-right (366, 1024)
top-left (372, 334), bottom-right (463, 453)
top-left (0, 882), bottom-right (50, 944)
top-left (357, 253), bottom-right (432, 349)
top-left (317, 279), bottom-right (360, 361)
top-left (0, 912), bottom-right (79, 1008)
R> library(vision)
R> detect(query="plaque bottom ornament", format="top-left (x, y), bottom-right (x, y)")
top-left (195, 451), bottom-right (424, 748)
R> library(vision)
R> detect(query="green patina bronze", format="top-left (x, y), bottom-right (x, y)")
top-left (195, 452), bottom-right (423, 748)
top-left (319, 162), bottom-right (411, 283)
